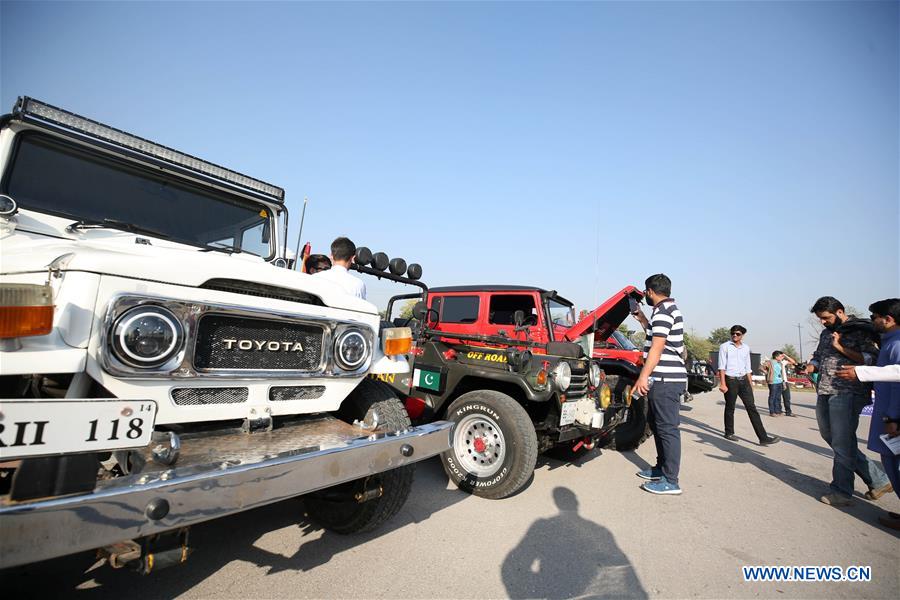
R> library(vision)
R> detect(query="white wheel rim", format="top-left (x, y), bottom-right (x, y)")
top-left (454, 413), bottom-right (506, 477)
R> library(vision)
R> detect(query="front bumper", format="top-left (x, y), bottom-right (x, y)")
top-left (0, 416), bottom-right (452, 569)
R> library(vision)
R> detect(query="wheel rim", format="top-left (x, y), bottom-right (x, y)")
top-left (453, 413), bottom-right (506, 477)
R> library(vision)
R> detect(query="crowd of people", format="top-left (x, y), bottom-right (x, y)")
top-left (627, 276), bottom-right (899, 531)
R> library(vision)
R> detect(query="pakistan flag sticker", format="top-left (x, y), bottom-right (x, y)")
top-left (413, 368), bottom-right (442, 392)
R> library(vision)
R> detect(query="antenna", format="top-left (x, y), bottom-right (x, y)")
top-left (293, 197), bottom-right (308, 271)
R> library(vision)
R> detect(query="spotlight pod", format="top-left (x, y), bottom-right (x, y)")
top-left (406, 263), bottom-right (422, 280)
top-left (389, 257), bottom-right (407, 276)
top-left (372, 252), bottom-right (389, 271)
top-left (355, 247), bottom-right (373, 266)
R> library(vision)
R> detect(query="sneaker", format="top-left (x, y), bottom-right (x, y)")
top-left (820, 493), bottom-right (852, 507)
top-left (724, 433), bottom-right (739, 441)
top-left (637, 467), bottom-right (663, 481)
top-left (760, 435), bottom-right (781, 446)
top-left (786, 413), bottom-right (798, 418)
top-left (641, 477), bottom-right (682, 495)
top-left (864, 482), bottom-right (893, 501)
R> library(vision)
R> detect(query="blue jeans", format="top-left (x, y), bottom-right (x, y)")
top-left (647, 380), bottom-right (682, 485)
top-left (767, 383), bottom-right (783, 415)
top-left (815, 393), bottom-right (889, 498)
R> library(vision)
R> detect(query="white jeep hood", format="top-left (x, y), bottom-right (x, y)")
top-left (0, 212), bottom-right (376, 315)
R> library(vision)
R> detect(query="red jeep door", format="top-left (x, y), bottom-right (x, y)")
top-left (481, 292), bottom-right (547, 345)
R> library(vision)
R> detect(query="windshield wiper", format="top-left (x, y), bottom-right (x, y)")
top-left (200, 242), bottom-right (242, 255)
top-left (66, 218), bottom-right (173, 241)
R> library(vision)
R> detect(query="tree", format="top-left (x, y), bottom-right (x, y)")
top-left (780, 344), bottom-right (800, 362)
top-left (684, 332), bottom-right (715, 360)
top-left (707, 327), bottom-right (731, 345)
top-left (398, 299), bottom-right (418, 320)
top-left (631, 331), bottom-right (646, 348)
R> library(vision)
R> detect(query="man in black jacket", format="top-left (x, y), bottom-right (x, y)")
top-left (805, 296), bottom-right (892, 506)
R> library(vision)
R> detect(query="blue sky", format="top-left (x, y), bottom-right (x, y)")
top-left (2, 1), bottom-right (897, 358)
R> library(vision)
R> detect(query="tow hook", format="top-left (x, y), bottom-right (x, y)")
top-left (97, 528), bottom-right (191, 575)
top-left (572, 437), bottom-right (596, 453)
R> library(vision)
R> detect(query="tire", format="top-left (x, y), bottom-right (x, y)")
top-left (441, 390), bottom-right (537, 499)
top-left (602, 375), bottom-right (651, 451)
top-left (304, 379), bottom-right (414, 534)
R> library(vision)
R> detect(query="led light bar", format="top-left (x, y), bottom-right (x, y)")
top-left (13, 97), bottom-right (285, 202)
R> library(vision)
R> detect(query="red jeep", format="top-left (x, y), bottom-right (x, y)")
top-left (381, 283), bottom-right (650, 499)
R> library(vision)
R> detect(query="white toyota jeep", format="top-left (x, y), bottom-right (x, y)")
top-left (0, 97), bottom-right (451, 572)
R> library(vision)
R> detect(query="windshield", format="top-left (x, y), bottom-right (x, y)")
top-left (611, 330), bottom-right (638, 350)
top-left (4, 133), bottom-right (275, 257)
top-left (548, 298), bottom-right (576, 328)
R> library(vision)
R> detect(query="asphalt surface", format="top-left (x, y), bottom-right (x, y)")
top-left (3, 389), bottom-right (898, 599)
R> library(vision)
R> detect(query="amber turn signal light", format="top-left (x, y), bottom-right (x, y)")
top-left (382, 327), bottom-right (412, 356)
top-left (0, 284), bottom-right (54, 339)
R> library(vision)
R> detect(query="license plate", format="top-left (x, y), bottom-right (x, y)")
top-left (0, 399), bottom-right (157, 460)
top-left (559, 401), bottom-right (577, 427)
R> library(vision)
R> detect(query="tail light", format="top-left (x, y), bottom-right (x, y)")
top-left (0, 284), bottom-right (54, 339)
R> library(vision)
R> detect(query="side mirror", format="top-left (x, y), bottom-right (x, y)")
top-left (513, 310), bottom-right (525, 327)
top-left (412, 301), bottom-right (427, 321)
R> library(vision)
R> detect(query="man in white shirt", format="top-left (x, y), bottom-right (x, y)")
top-left (313, 236), bottom-right (366, 299)
top-left (718, 324), bottom-right (779, 445)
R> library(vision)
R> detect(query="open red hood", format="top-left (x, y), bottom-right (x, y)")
top-left (564, 286), bottom-right (644, 342)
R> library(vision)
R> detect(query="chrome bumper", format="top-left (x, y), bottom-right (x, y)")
top-left (0, 417), bottom-right (452, 569)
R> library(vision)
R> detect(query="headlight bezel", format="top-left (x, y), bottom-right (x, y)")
top-left (111, 305), bottom-right (184, 369)
top-left (333, 327), bottom-right (371, 371)
top-left (589, 363), bottom-right (602, 387)
top-left (552, 361), bottom-right (572, 392)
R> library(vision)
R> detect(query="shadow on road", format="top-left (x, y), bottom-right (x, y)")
top-left (501, 487), bottom-right (647, 599)
top-left (680, 415), bottom-right (899, 536)
top-left (1, 458), bottom-right (470, 598)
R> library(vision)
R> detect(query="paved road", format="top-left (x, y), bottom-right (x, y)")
top-left (4, 389), bottom-right (898, 599)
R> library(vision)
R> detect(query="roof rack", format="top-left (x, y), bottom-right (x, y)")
top-left (12, 97), bottom-right (285, 203)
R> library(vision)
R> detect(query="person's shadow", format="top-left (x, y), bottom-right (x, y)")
top-left (501, 487), bottom-right (647, 599)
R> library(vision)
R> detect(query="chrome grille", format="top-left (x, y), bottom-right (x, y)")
top-left (194, 315), bottom-right (325, 371)
top-left (269, 386), bottom-right (327, 402)
top-left (567, 361), bottom-right (589, 399)
top-left (172, 387), bottom-right (248, 406)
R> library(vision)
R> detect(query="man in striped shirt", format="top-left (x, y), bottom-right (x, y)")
top-left (630, 274), bottom-right (686, 495)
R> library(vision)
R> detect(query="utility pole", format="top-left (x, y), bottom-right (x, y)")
top-left (796, 323), bottom-right (803, 362)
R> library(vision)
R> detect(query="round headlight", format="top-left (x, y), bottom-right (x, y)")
top-left (335, 329), bottom-right (369, 370)
top-left (112, 306), bottom-right (183, 368)
top-left (599, 384), bottom-right (612, 409)
top-left (589, 363), bottom-right (602, 387)
top-left (552, 361), bottom-right (572, 391)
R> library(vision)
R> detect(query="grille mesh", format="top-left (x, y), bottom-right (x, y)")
top-left (194, 315), bottom-right (324, 370)
top-left (172, 387), bottom-right (248, 406)
top-left (269, 386), bottom-right (327, 402)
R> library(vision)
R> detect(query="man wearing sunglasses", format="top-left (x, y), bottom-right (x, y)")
top-left (717, 325), bottom-right (780, 446)
top-left (304, 254), bottom-right (332, 275)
